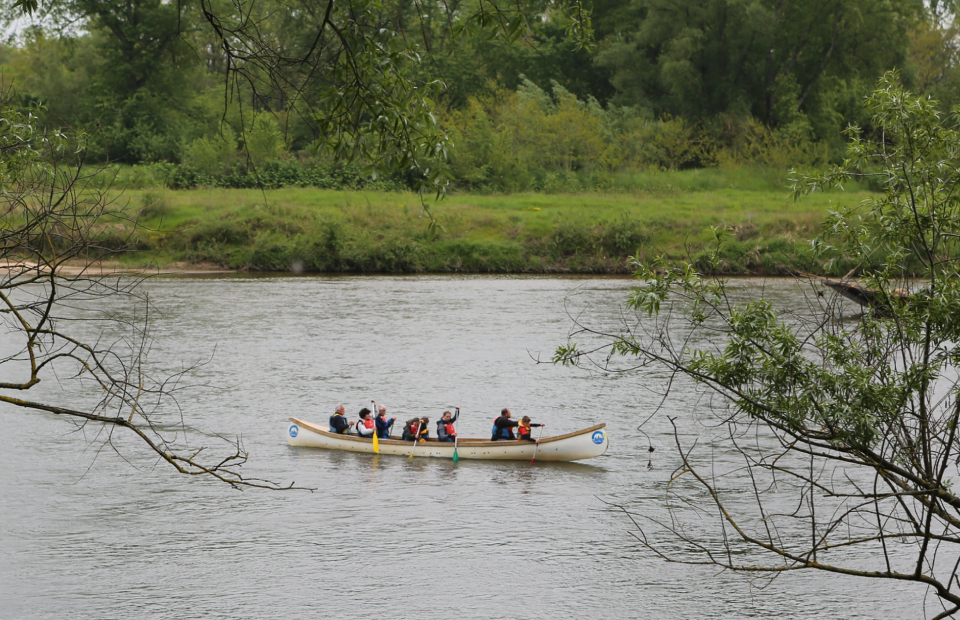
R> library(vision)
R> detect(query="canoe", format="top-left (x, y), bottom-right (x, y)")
top-left (286, 417), bottom-right (609, 462)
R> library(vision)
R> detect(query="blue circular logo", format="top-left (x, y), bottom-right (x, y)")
top-left (289, 425), bottom-right (299, 438)
top-left (591, 431), bottom-right (605, 445)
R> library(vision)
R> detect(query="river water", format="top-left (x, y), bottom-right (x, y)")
top-left (0, 276), bottom-right (926, 619)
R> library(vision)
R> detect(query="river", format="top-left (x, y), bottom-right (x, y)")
top-left (0, 275), bottom-right (925, 619)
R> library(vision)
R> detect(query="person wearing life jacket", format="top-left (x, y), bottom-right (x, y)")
top-left (375, 405), bottom-right (397, 439)
top-left (355, 408), bottom-right (376, 438)
top-left (491, 408), bottom-right (519, 440)
top-left (516, 416), bottom-right (544, 442)
top-left (402, 417), bottom-right (429, 441)
top-left (329, 405), bottom-right (355, 435)
top-left (437, 409), bottom-right (459, 442)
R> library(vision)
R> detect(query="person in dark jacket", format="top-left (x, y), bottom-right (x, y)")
top-left (491, 408), bottom-right (519, 440)
top-left (437, 409), bottom-right (459, 442)
top-left (375, 405), bottom-right (397, 439)
top-left (329, 405), bottom-right (354, 435)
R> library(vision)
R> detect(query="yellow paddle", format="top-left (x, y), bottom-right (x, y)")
top-left (371, 400), bottom-right (380, 454)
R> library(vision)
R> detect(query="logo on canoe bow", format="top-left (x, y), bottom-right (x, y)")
top-left (591, 430), bottom-right (605, 444)
top-left (289, 425), bottom-right (299, 438)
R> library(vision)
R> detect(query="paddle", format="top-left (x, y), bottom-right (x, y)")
top-left (530, 423), bottom-right (546, 465)
top-left (370, 400), bottom-right (379, 454)
top-left (408, 418), bottom-right (421, 459)
top-left (452, 406), bottom-right (460, 463)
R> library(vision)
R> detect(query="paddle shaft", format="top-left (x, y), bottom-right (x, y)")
top-left (409, 418), bottom-right (422, 457)
top-left (453, 407), bottom-right (460, 461)
top-left (530, 425), bottom-right (545, 464)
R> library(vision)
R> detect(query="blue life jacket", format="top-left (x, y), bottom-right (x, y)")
top-left (490, 418), bottom-right (512, 440)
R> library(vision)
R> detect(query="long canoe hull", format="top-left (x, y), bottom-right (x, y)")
top-left (286, 417), bottom-right (609, 462)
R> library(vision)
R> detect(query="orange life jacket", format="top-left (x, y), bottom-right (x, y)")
top-left (360, 418), bottom-right (375, 431)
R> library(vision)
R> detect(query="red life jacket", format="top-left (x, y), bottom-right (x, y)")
top-left (518, 424), bottom-right (531, 438)
top-left (411, 422), bottom-right (420, 436)
top-left (359, 418), bottom-right (375, 434)
top-left (444, 422), bottom-right (456, 436)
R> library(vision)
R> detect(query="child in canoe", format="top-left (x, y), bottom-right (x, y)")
top-left (402, 417), bottom-right (430, 441)
top-left (516, 416), bottom-right (545, 443)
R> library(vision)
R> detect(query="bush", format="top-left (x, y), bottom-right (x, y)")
top-left (183, 127), bottom-right (238, 175)
top-left (137, 191), bottom-right (173, 220)
top-left (163, 159), bottom-right (407, 191)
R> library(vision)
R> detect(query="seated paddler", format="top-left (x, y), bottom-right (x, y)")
top-left (402, 417), bottom-right (430, 441)
top-left (401, 417), bottom-right (420, 441)
top-left (516, 416), bottom-right (544, 442)
top-left (375, 405), bottom-right (396, 438)
top-left (437, 408), bottom-right (459, 442)
top-left (491, 408), bottom-right (519, 440)
top-left (355, 408), bottom-right (376, 438)
top-left (329, 405), bottom-right (354, 435)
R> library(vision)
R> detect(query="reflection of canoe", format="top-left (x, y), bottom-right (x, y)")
top-left (286, 417), bottom-right (609, 462)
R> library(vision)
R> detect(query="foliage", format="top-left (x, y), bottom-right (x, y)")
top-left (443, 80), bottom-right (831, 191)
top-left (183, 127), bottom-right (238, 176)
top-left (594, 0), bottom-right (919, 140)
top-left (167, 159), bottom-right (406, 191)
top-left (244, 114), bottom-right (285, 167)
top-left (2, 0), bottom-right (956, 189)
top-left (555, 74), bottom-right (960, 617)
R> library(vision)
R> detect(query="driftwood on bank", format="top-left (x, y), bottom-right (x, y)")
top-left (797, 272), bottom-right (910, 310)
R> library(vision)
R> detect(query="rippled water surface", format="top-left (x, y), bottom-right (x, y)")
top-left (0, 276), bottom-right (926, 619)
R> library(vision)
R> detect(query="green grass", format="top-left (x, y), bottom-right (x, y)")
top-left (101, 168), bottom-right (874, 274)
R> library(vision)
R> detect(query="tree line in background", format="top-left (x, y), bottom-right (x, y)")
top-left (3, 0), bottom-right (960, 192)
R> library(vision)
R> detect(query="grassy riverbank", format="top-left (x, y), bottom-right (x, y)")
top-left (104, 167), bottom-right (873, 275)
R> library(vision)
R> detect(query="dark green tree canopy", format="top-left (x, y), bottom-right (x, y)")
top-left (595, 0), bottom-right (921, 136)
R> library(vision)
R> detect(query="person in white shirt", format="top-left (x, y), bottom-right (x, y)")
top-left (355, 408), bottom-right (376, 438)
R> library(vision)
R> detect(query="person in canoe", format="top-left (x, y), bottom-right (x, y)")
top-left (402, 417), bottom-right (429, 441)
top-left (517, 416), bottom-right (544, 443)
top-left (491, 408), bottom-right (519, 440)
top-left (437, 409), bottom-right (459, 442)
top-left (375, 405), bottom-right (397, 439)
top-left (355, 408), bottom-right (376, 438)
top-left (329, 405), bottom-right (355, 435)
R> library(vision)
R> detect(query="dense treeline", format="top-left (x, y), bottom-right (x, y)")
top-left (3, 0), bottom-right (959, 191)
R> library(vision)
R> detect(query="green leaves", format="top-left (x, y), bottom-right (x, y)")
top-left (11, 0), bottom-right (38, 14)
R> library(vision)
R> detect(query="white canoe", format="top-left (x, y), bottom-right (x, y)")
top-left (286, 417), bottom-right (609, 462)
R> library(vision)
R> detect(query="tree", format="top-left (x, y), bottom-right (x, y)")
top-left (554, 73), bottom-right (960, 617)
top-left (0, 95), bottom-right (295, 489)
top-left (594, 0), bottom-right (919, 141)
top-left (187, 0), bottom-right (593, 195)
